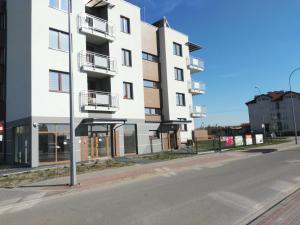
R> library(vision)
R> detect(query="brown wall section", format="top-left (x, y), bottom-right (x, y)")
top-left (143, 60), bottom-right (160, 81)
top-left (144, 87), bottom-right (161, 108)
top-left (141, 22), bottom-right (158, 56)
top-left (145, 115), bottom-right (161, 122)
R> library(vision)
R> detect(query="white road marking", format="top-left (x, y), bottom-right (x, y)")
top-left (209, 191), bottom-right (261, 212)
top-left (154, 167), bottom-right (177, 178)
top-left (268, 180), bottom-right (294, 193)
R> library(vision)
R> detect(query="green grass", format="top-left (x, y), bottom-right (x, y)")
top-left (140, 152), bottom-right (197, 161)
top-left (195, 138), bottom-right (290, 151)
top-left (0, 160), bottom-right (134, 188)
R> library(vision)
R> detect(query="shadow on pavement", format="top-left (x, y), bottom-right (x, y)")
top-left (244, 148), bottom-right (278, 154)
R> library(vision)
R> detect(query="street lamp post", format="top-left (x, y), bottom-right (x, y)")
top-left (254, 86), bottom-right (266, 138)
top-left (288, 67), bottom-right (300, 145)
top-left (68, 0), bottom-right (77, 186)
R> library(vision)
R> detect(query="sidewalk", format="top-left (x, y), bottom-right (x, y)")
top-left (249, 188), bottom-right (300, 225)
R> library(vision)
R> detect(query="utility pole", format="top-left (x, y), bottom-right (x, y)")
top-left (288, 67), bottom-right (300, 145)
top-left (68, 0), bottom-right (77, 186)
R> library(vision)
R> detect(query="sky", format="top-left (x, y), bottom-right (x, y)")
top-left (129, 0), bottom-right (300, 127)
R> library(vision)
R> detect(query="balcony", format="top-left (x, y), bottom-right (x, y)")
top-left (188, 81), bottom-right (206, 95)
top-left (80, 51), bottom-right (117, 77)
top-left (187, 56), bottom-right (204, 73)
top-left (190, 106), bottom-right (207, 118)
top-left (81, 91), bottom-right (119, 112)
top-left (79, 13), bottom-right (114, 42)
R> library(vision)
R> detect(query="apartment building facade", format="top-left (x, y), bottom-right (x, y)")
top-left (1, 0), bottom-right (206, 167)
top-left (246, 91), bottom-right (300, 135)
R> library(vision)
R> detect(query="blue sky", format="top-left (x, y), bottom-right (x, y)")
top-left (129, 0), bottom-right (300, 127)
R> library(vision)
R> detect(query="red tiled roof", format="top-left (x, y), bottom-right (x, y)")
top-left (246, 91), bottom-right (300, 105)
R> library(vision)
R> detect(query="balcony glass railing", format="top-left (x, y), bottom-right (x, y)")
top-left (190, 106), bottom-right (207, 117)
top-left (81, 91), bottom-right (119, 110)
top-left (188, 56), bottom-right (204, 70)
top-left (188, 81), bottom-right (206, 93)
top-left (80, 51), bottom-right (117, 73)
top-left (79, 13), bottom-right (114, 37)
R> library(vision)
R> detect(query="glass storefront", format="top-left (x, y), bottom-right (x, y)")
top-left (39, 124), bottom-right (70, 164)
top-left (123, 124), bottom-right (137, 154)
top-left (14, 125), bottom-right (30, 165)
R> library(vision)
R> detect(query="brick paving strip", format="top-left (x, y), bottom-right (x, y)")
top-left (248, 188), bottom-right (300, 225)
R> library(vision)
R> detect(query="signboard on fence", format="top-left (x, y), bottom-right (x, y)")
top-left (0, 135), bottom-right (2, 142)
top-left (235, 136), bottom-right (244, 146)
top-left (255, 134), bottom-right (264, 144)
top-left (225, 136), bottom-right (234, 146)
top-left (245, 135), bottom-right (253, 145)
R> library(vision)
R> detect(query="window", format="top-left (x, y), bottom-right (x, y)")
top-left (143, 80), bottom-right (159, 89)
top-left (120, 16), bottom-right (130, 33)
top-left (49, 70), bottom-right (69, 92)
top-left (49, 29), bottom-right (69, 52)
top-left (122, 49), bottom-right (132, 67)
top-left (123, 82), bottom-right (133, 99)
top-left (176, 93), bottom-right (185, 106)
top-left (142, 52), bottom-right (158, 62)
top-left (178, 118), bottom-right (187, 131)
top-left (0, 48), bottom-right (5, 65)
top-left (145, 108), bottom-right (161, 115)
top-left (174, 68), bottom-right (184, 81)
top-left (0, 12), bottom-right (6, 30)
top-left (49, 0), bottom-right (68, 11)
top-left (173, 42), bottom-right (182, 56)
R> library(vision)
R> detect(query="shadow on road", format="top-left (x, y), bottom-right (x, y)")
top-left (244, 148), bottom-right (277, 154)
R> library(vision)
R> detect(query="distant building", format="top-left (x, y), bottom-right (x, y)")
top-left (246, 91), bottom-right (300, 135)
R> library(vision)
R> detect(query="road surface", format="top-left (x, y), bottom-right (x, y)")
top-left (1, 148), bottom-right (300, 225)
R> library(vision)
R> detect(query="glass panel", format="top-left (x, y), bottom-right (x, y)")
top-left (144, 80), bottom-right (154, 88)
top-left (39, 124), bottom-right (56, 132)
top-left (59, 32), bottom-right (69, 51)
top-left (49, 29), bottom-right (58, 49)
top-left (14, 126), bottom-right (30, 165)
top-left (60, 0), bottom-right (68, 11)
top-left (60, 73), bottom-right (69, 92)
top-left (39, 133), bottom-right (56, 163)
top-left (56, 133), bottom-right (70, 161)
top-left (123, 125), bottom-right (137, 154)
top-left (49, 71), bottom-right (59, 91)
top-left (49, 0), bottom-right (59, 8)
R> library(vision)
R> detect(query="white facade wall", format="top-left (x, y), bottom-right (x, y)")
top-left (31, 0), bottom-right (87, 119)
top-left (108, 0), bottom-right (145, 120)
top-left (159, 27), bottom-right (195, 142)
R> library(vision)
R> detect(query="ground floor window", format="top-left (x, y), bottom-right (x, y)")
top-left (39, 124), bottom-right (70, 164)
top-left (14, 125), bottom-right (30, 165)
top-left (123, 124), bottom-right (137, 154)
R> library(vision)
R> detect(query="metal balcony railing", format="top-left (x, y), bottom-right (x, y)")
top-left (80, 51), bottom-right (117, 73)
top-left (188, 80), bottom-right (206, 94)
top-left (79, 13), bottom-right (114, 37)
top-left (81, 90), bottom-right (119, 111)
top-left (190, 105), bottom-right (207, 117)
top-left (187, 56), bottom-right (204, 71)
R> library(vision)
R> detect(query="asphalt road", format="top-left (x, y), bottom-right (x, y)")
top-left (1, 149), bottom-right (300, 225)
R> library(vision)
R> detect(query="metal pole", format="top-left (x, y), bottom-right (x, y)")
top-left (68, 0), bottom-right (77, 186)
top-left (289, 67), bottom-right (300, 145)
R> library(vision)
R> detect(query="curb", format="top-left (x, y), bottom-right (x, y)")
top-left (233, 185), bottom-right (300, 225)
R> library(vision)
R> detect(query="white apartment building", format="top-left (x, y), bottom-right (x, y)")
top-left (0, 0), bottom-right (206, 167)
top-left (246, 91), bottom-right (300, 135)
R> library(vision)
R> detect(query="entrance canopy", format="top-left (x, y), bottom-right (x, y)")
top-left (82, 118), bottom-right (127, 125)
top-left (161, 120), bottom-right (192, 125)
